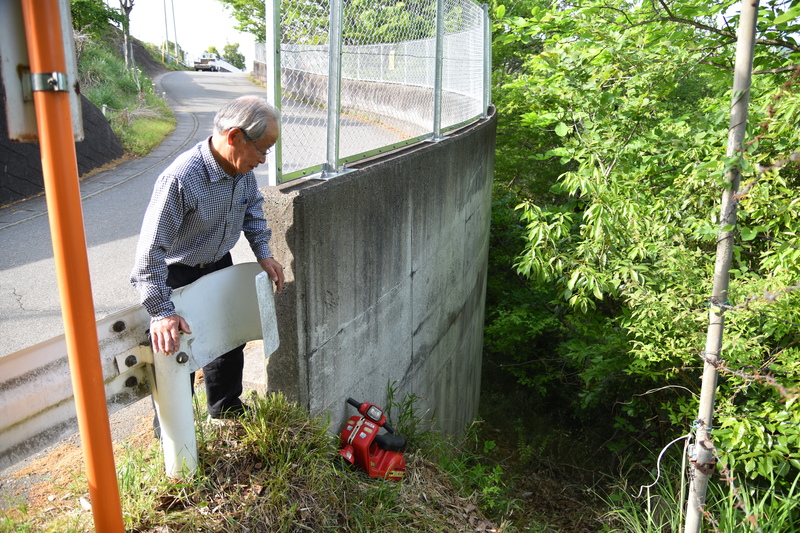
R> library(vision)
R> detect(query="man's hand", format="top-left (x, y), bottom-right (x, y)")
top-left (259, 257), bottom-right (285, 292)
top-left (150, 314), bottom-right (192, 355)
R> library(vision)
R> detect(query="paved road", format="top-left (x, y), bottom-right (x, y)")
top-left (0, 67), bottom-right (415, 360)
top-left (0, 71), bottom-right (277, 358)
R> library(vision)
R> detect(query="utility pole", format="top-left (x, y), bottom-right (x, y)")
top-left (170, 0), bottom-right (178, 61)
top-left (162, 0), bottom-right (169, 62)
top-left (683, 2), bottom-right (759, 532)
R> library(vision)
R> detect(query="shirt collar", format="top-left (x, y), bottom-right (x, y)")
top-left (200, 136), bottom-right (247, 182)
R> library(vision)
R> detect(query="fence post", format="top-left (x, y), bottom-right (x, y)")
top-left (482, 3), bottom-right (491, 119)
top-left (683, 2), bottom-right (759, 532)
top-left (265, 0), bottom-right (282, 185)
top-left (324, 0), bottom-right (344, 177)
top-left (432, 0), bottom-right (445, 140)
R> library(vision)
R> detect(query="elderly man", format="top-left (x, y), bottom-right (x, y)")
top-left (131, 95), bottom-right (284, 429)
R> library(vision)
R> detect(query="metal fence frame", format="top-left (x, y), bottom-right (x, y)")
top-left (260, 0), bottom-right (491, 184)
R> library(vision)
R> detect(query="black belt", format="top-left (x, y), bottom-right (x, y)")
top-left (177, 253), bottom-right (232, 271)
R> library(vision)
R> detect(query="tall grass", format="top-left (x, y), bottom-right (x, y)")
top-left (1, 392), bottom-right (499, 532)
top-left (78, 32), bottom-right (175, 156)
top-left (602, 459), bottom-right (800, 532)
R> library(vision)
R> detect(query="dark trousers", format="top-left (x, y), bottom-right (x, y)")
top-left (153, 253), bottom-right (245, 435)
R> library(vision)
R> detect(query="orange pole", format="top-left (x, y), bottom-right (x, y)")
top-left (20, 1), bottom-right (124, 531)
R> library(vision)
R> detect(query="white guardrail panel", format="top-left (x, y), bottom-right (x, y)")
top-left (0, 305), bottom-right (151, 470)
top-left (0, 262), bottom-right (278, 471)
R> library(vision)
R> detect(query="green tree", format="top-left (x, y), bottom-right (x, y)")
top-left (489, 0), bottom-right (800, 485)
top-left (118, 0), bottom-right (135, 69)
top-left (214, 0), bottom-right (327, 44)
top-left (215, 0), bottom-right (444, 45)
top-left (216, 0), bottom-right (267, 42)
top-left (342, 0), bottom-right (436, 44)
top-left (71, 0), bottom-right (123, 35)
top-left (223, 42), bottom-right (246, 70)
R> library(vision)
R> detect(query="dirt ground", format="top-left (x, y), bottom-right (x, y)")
top-left (131, 38), bottom-right (169, 79)
top-left (0, 398), bottom-right (155, 515)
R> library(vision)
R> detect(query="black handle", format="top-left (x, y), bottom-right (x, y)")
top-left (383, 422), bottom-right (395, 434)
top-left (346, 397), bottom-right (361, 409)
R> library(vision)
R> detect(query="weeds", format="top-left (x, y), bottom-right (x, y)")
top-left (1, 392), bottom-right (498, 532)
top-left (384, 380), bottom-right (436, 450)
top-left (77, 29), bottom-right (175, 156)
top-left (602, 457), bottom-right (800, 533)
top-left (16, 385), bottom-right (783, 532)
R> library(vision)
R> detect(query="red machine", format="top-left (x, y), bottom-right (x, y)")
top-left (338, 397), bottom-right (407, 481)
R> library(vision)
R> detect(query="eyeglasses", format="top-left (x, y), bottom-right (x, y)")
top-left (241, 130), bottom-right (272, 158)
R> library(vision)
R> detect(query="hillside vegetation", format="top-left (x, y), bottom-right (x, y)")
top-left (73, 9), bottom-right (176, 156)
top-left (485, 0), bottom-right (800, 530)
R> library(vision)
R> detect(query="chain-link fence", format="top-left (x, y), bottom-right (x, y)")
top-left (258, 0), bottom-right (490, 183)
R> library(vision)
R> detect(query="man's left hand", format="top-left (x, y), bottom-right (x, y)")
top-left (259, 257), bottom-right (285, 291)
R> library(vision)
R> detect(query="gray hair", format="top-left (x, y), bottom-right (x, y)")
top-left (213, 96), bottom-right (278, 140)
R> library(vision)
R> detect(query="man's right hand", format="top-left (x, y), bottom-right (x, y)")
top-left (150, 314), bottom-right (192, 355)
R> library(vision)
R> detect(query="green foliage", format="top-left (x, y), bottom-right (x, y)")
top-left (486, 0), bottom-right (800, 493)
top-left (603, 457), bottom-right (800, 532)
top-left (484, 190), bottom-right (565, 396)
top-left (343, 0), bottom-right (437, 44)
top-left (70, 0), bottom-right (123, 36)
top-left (216, 0), bottom-right (440, 45)
top-left (216, 0), bottom-right (267, 42)
top-left (384, 381), bottom-right (437, 451)
top-left (434, 424), bottom-right (517, 515)
top-left (222, 42), bottom-right (246, 70)
top-left (76, 26), bottom-right (176, 155)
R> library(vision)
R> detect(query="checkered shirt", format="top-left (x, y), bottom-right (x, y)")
top-left (130, 138), bottom-right (273, 320)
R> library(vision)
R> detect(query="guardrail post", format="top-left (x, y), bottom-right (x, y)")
top-left (151, 269), bottom-right (280, 479)
top-left (151, 340), bottom-right (198, 477)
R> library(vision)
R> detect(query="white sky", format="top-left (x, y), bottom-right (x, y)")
top-left (127, 0), bottom-right (259, 66)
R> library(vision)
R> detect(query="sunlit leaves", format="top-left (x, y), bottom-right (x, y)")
top-left (489, 0), bottom-right (800, 478)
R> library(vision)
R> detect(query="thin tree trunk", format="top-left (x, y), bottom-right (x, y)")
top-left (682, 1), bottom-right (759, 532)
top-left (123, 29), bottom-right (130, 70)
top-left (120, 1), bottom-right (134, 70)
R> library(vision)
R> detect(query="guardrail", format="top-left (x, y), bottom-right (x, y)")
top-left (0, 304), bottom-right (150, 470)
top-left (0, 263), bottom-right (279, 476)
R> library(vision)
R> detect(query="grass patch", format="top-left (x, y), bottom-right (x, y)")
top-left (111, 100), bottom-right (175, 156)
top-left (0, 392), bottom-right (498, 532)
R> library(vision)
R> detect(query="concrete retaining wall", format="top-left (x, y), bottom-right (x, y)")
top-left (262, 109), bottom-right (495, 434)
